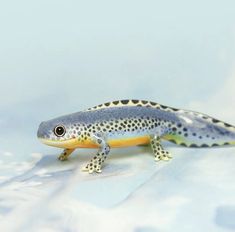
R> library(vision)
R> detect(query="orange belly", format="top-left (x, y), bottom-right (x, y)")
top-left (108, 135), bottom-right (151, 148)
top-left (40, 135), bottom-right (151, 149)
top-left (76, 135), bottom-right (151, 148)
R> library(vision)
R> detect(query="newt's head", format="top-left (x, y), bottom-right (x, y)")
top-left (37, 116), bottom-right (85, 149)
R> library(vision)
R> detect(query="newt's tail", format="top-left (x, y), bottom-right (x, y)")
top-left (163, 110), bottom-right (235, 148)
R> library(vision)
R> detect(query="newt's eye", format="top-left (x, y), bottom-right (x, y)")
top-left (54, 125), bottom-right (66, 137)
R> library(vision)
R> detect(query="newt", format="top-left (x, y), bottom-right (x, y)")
top-left (37, 100), bottom-right (235, 173)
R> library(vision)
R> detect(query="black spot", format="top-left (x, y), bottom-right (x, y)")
top-left (160, 105), bottom-right (168, 109)
top-left (212, 118), bottom-right (220, 123)
top-left (141, 100), bottom-right (148, 104)
top-left (189, 144), bottom-right (198, 148)
top-left (199, 136), bottom-right (203, 139)
top-left (224, 122), bottom-right (233, 128)
top-left (150, 101), bottom-right (157, 106)
top-left (202, 116), bottom-right (208, 120)
top-left (121, 100), bottom-right (129, 104)
top-left (132, 99), bottom-right (139, 104)
top-left (104, 102), bottom-right (110, 107)
top-left (183, 128), bottom-right (188, 132)
top-left (224, 142), bottom-right (230, 146)
top-left (184, 133), bottom-right (188, 137)
top-left (177, 123), bottom-right (182, 128)
top-left (137, 104), bottom-right (142, 107)
top-left (113, 101), bottom-right (119, 105)
top-left (168, 139), bottom-right (177, 144)
top-left (180, 143), bottom-right (187, 147)
top-left (201, 144), bottom-right (209, 148)
top-left (171, 107), bottom-right (179, 111)
top-left (192, 133), bottom-right (196, 136)
top-left (172, 127), bottom-right (177, 131)
top-left (212, 143), bottom-right (219, 147)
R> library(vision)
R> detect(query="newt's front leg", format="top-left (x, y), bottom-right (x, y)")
top-left (58, 148), bottom-right (75, 161)
top-left (82, 133), bottom-right (110, 174)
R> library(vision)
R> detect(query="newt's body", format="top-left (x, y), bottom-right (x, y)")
top-left (37, 100), bottom-right (235, 173)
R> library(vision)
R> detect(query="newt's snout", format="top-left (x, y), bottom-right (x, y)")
top-left (37, 121), bottom-right (50, 139)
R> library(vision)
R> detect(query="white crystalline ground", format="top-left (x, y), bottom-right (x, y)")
top-left (1, 142), bottom-right (235, 232)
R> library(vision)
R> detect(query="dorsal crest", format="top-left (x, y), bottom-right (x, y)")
top-left (86, 99), bottom-right (180, 113)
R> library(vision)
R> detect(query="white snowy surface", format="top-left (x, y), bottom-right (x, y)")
top-left (1, 0), bottom-right (235, 231)
top-left (0, 144), bottom-right (235, 232)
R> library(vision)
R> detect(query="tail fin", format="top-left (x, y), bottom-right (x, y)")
top-left (162, 111), bottom-right (235, 148)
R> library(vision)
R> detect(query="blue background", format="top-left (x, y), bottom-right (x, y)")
top-left (0, 1), bottom-right (235, 231)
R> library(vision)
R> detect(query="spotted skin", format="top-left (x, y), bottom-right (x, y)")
top-left (150, 136), bottom-right (172, 161)
top-left (58, 148), bottom-right (75, 161)
top-left (37, 99), bottom-right (235, 173)
top-left (82, 133), bottom-right (110, 173)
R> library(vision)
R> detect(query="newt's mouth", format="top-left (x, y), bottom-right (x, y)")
top-left (38, 138), bottom-right (80, 149)
top-left (38, 137), bottom-right (99, 149)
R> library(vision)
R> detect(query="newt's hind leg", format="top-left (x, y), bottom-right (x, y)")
top-left (150, 135), bottom-right (172, 162)
top-left (58, 148), bottom-right (75, 161)
top-left (82, 133), bottom-right (110, 174)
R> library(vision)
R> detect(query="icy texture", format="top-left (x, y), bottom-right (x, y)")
top-left (1, 144), bottom-right (235, 232)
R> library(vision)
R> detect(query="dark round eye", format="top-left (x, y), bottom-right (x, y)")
top-left (54, 125), bottom-right (66, 137)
